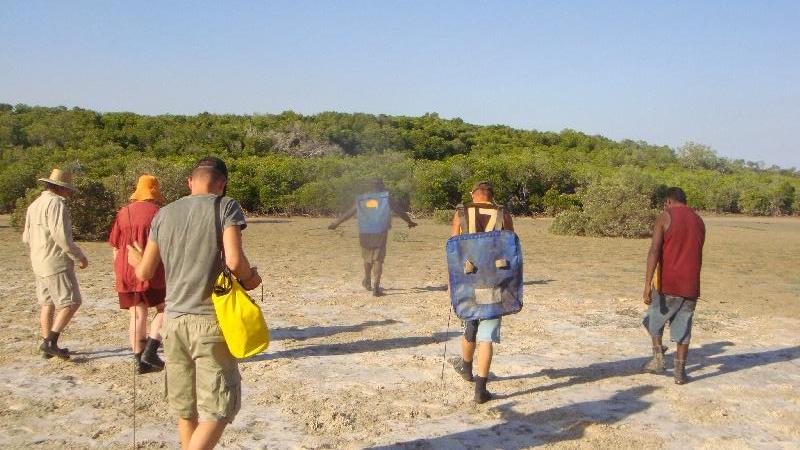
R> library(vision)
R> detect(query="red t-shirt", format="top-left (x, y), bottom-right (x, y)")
top-left (109, 201), bottom-right (166, 293)
top-left (661, 206), bottom-right (705, 299)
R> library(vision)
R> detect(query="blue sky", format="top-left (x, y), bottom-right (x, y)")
top-left (2, 1), bottom-right (798, 168)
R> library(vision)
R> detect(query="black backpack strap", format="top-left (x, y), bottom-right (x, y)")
top-left (213, 195), bottom-right (227, 270)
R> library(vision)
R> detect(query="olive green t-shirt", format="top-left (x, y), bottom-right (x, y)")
top-left (149, 194), bottom-right (247, 317)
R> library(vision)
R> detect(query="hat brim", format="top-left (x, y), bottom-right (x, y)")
top-left (39, 178), bottom-right (78, 192)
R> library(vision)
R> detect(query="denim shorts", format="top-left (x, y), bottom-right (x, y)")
top-left (642, 292), bottom-right (697, 345)
top-left (463, 318), bottom-right (501, 343)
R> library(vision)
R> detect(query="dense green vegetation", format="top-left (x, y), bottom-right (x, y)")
top-left (1, 104), bottom-right (798, 239)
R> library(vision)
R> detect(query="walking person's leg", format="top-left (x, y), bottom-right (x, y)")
top-left (473, 318), bottom-right (500, 404)
top-left (192, 316), bottom-right (240, 449)
top-left (149, 306), bottom-right (164, 340)
top-left (141, 293), bottom-right (166, 370)
top-left (452, 321), bottom-right (477, 381)
top-left (163, 316), bottom-right (200, 449)
top-left (641, 292), bottom-right (669, 373)
top-left (670, 299), bottom-right (696, 385)
top-left (133, 302), bottom-right (148, 352)
top-left (362, 262), bottom-right (372, 290)
top-left (39, 304), bottom-right (54, 341)
top-left (372, 261), bottom-right (383, 295)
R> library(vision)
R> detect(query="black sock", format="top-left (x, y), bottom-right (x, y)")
top-left (462, 359), bottom-right (473, 373)
top-left (143, 337), bottom-right (160, 356)
top-left (47, 331), bottom-right (60, 345)
top-left (475, 376), bottom-right (488, 393)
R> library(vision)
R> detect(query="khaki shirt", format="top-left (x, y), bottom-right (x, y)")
top-left (22, 190), bottom-right (86, 277)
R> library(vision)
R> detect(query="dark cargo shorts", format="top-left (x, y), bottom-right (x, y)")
top-left (643, 292), bottom-right (697, 345)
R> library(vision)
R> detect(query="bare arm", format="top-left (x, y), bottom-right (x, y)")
top-left (223, 225), bottom-right (262, 290)
top-left (503, 212), bottom-right (515, 232)
top-left (328, 205), bottom-right (357, 229)
top-left (450, 211), bottom-right (461, 237)
top-left (389, 199), bottom-right (417, 227)
top-left (127, 240), bottom-right (161, 281)
top-left (643, 211), bottom-right (668, 304)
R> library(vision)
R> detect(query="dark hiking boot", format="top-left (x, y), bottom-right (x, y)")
top-left (141, 337), bottom-right (165, 370)
top-left (474, 376), bottom-right (492, 404)
top-left (41, 339), bottom-right (68, 359)
top-left (39, 340), bottom-right (70, 360)
top-left (474, 389), bottom-right (493, 404)
top-left (362, 277), bottom-right (372, 291)
top-left (135, 353), bottom-right (161, 374)
top-left (449, 357), bottom-right (474, 382)
top-left (642, 345), bottom-right (667, 374)
top-left (372, 286), bottom-right (384, 297)
top-left (674, 359), bottom-right (688, 385)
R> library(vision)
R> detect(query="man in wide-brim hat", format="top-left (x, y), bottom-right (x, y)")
top-left (22, 168), bottom-right (89, 359)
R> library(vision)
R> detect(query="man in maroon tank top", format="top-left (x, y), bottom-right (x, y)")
top-left (642, 187), bottom-right (706, 384)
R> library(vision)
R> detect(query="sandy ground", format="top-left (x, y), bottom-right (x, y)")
top-left (0, 214), bottom-right (798, 449)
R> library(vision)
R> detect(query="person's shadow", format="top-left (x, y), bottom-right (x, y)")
top-left (270, 319), bottom-right (400, 341)
top-left (246, 331), bottom-right (460, 362)
top-left (495, 341), bottom-right (799, 399)
top-left (368, 385), bottom-right (659, 449)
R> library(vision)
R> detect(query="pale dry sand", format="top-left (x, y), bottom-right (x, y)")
top-left (0, 215), bottom-right (798, 449)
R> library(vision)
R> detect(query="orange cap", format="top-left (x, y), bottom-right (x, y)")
top-left (129, 175), bottom-right (165, 205)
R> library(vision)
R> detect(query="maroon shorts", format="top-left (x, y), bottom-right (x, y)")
top-left (118, 289), bottom-right (166, 312)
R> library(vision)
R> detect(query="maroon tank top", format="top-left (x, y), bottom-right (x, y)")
top-left (661, 206), bottom-right (705, 298)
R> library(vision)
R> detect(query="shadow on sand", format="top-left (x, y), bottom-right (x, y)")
top-left (270, 319), bottom-right (400, 342)
top-left (246, 331), bottom-right (460, 362)
top-left (70, 347), bottom-right (131, 362)
top-left (369, 385), bottom-right (659, 449)
top-left (524, 279), bottom-right (554, 286)
top-left (494, 341), bottom-right (800, 399)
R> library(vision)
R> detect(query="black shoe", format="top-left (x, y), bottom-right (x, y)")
top-left (41, 340), bottom-right (69, 359)
top-left (362, 277), bottom-right (372, 291)
top-left (141, 338), bottom-right (165, 370)
top-left (449, 358), bottom-right (474, 382)
top-left (372, 286), bottom-right (384, 297)
top-left (474, 388), bottom-right (493, 404)
top-left (39, 340), bottom-right (70, 360)
top-left (135, 354), bottom-right (162, 374)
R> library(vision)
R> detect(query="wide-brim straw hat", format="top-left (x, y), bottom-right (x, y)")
top-left (130, 175), bottom-right (165, 204)
top-left (38, 168), bottom-right (78, 192)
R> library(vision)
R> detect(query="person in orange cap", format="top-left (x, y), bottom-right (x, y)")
top-left (109, 175), bottom-right (167, 374)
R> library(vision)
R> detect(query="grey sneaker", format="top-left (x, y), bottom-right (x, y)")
top-left (642, 345), bottom-right (667, 373)
top-left (449, 357), bottom-right (474, 382)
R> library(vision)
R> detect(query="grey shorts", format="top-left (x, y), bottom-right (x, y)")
top-left (463, 318), bottom-right (501, 343)
top-left (35, 270), bottom-right (82, 308)
top-left (643, 292), bottom-right (697, 344)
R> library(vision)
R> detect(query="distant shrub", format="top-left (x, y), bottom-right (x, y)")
top-left (104, 158), bottom-right (192, 210)
top-left (68, 179), bottom-right (118, 240)
top-left (541, 188), bottom-right (581, 216)
top-left (551, 171), bottom-right (658, 238)
top-left (11, 179), bottom-right (116, 241)
top-left (432, 209), bottom-right (454, 224)
top-left (770, 181), bottom-right (795, 215)
top-left (739, 187), bottom-right (772, 216)
top-left (549, 210), bottom-right (587, 236)
top-left (10, 186), bottom-right (42, 229)
top-left (0, 161), bottom-right (38, 213)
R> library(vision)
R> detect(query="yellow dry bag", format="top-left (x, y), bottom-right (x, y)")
top-left (212, 269), bottom-right (270, 359)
